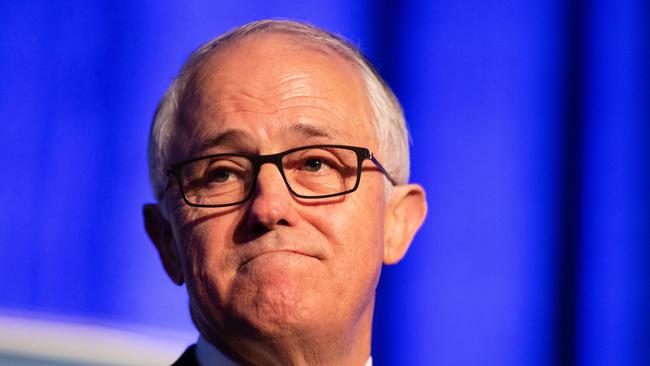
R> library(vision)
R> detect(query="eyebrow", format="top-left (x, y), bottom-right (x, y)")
top-left (197, 129), bottom-right (252, 153)
top-left (196, 123), bottom-right (343, 154)
top-left (291, 122), bottom-right (342, 140)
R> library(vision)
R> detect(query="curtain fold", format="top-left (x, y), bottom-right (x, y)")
top-left (0, 1), bottom-right (647, 364)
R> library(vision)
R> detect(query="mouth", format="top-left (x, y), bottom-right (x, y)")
top-left (240, 249), bottom-right (318, 268)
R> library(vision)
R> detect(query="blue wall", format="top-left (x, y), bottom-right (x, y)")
top-left (0, 1), bottom-right (648, 365)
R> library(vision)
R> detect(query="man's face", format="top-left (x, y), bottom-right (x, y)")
top-left (161, 35), bottom-right (388, 342)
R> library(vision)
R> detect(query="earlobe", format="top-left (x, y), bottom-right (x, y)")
top-left (383, 184), bottom-right (427, 265)
top-left (143, 204), bottom-right (184, 285)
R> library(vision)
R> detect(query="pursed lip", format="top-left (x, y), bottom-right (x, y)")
top-left (239, 247), bottom-right (320, 268)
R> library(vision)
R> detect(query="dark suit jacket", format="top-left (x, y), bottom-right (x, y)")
top-left (172, 345), bottom-right (198, 366)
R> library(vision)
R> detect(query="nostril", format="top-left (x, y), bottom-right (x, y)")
top-left (250, 222), bottom-right (270, 236)
top-left (277, 219), bottom-right (289, 226)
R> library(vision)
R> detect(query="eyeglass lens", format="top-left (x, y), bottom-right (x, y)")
top-left (179, 147), bottom-right (359, 206)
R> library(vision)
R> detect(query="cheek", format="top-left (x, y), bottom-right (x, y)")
top-left (304, 184), bottom-right (386, 281)
top-left (174, 209), bottom-right (243, 305)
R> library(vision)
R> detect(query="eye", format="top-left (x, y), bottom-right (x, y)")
top-left (304, 158), bottom-right (324, 172)
top-left (208, 168), bottom-right (232, 183)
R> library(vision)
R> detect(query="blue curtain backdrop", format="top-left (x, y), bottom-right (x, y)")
top-left (0, 1), bottom-right (648, 365)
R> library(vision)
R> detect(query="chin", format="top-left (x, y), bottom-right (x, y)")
top-left (191, 288), bottom-right (319, 347)
top-left (228, 278), bottom-right (326, 339)
top-left (195, 255), bottom-right (340, 341)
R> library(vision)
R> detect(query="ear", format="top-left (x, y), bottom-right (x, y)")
top-left (383, 184), bottom-right (427, 265)
top-left (143, 204), bottom-right (184, 285)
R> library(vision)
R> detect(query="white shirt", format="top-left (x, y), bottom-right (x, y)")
top-left (196, 336), bottom-right (373, 366)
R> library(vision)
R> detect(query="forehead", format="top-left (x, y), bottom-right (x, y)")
top-left (174, 33), bottom-right (376, 157)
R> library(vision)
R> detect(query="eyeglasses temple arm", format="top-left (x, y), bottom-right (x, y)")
top-left (367, 150), bottom-right (398, 186)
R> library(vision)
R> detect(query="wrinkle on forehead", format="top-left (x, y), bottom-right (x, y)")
top-left (173, 33), bottom-right (376, 161)
top-left (194, 57), bottom-right (358, 117)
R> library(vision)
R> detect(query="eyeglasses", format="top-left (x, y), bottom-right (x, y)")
top-left (167, 144), bottom-right (396, 208)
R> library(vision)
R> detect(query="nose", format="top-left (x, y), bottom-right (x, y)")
top-left (246, 163), bottom-right (300, 230)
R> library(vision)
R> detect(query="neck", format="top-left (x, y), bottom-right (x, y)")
top-left (194, 300), bottom-right (375, 366)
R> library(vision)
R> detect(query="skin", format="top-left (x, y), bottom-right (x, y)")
top-left (144, 33), bottom-right (427, 366)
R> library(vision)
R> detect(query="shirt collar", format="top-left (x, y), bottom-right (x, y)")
top-left (195, 335), bottom-right (373, 366)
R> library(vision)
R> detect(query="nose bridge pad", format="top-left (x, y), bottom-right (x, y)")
top-left (253, 155), bottom-right (290, 196)
top-left (272, 157), bottom-right (284, 176)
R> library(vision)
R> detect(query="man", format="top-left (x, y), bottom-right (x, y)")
top-left (143, 19), bottom-right (427, 366)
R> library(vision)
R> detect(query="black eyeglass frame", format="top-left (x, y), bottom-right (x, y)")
top-left (166, 144), bottom-right (397, 208)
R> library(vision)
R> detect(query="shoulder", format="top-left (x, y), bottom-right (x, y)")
top-left (172, 344), bottom-right (198, 366)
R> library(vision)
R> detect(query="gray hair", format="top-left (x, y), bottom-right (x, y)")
top-left (148, 19), bottom-right (410, 200)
